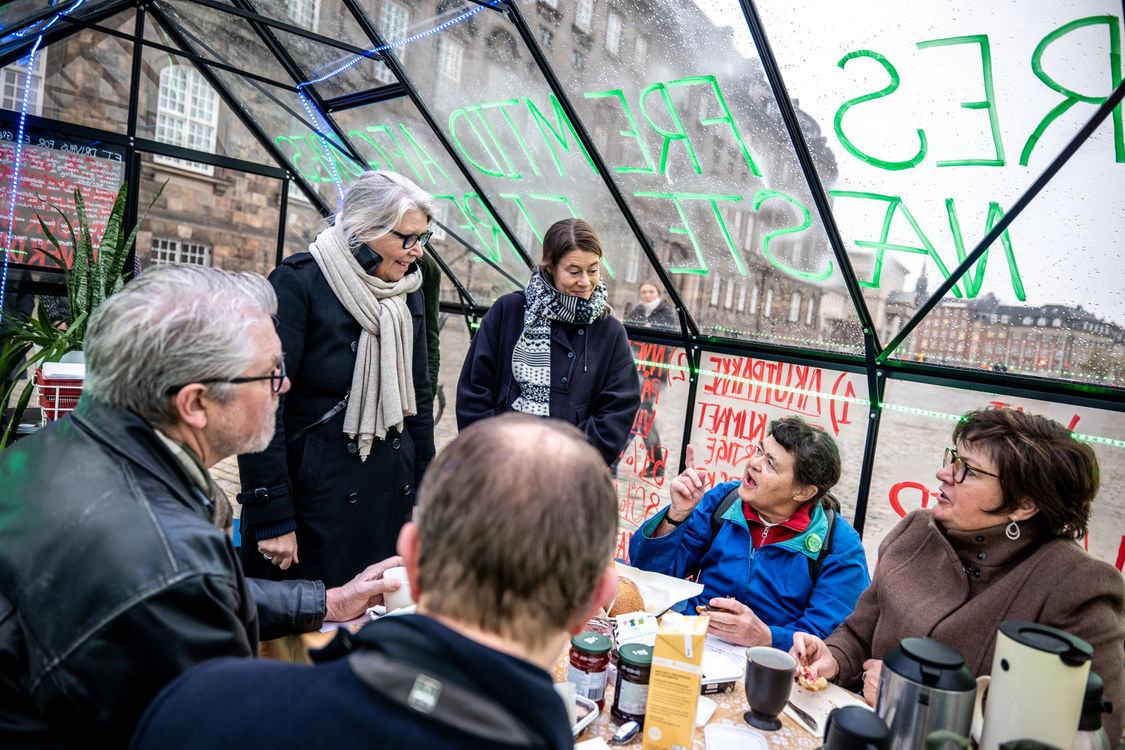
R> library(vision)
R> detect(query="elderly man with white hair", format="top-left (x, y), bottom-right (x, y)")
top-left (0, 266), bottom-right (403, 750)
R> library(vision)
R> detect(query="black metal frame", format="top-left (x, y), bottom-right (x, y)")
top-left (3, 0), bottom-right (1123, 543)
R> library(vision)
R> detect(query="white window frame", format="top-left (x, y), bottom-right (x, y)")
top-left (737, 279), bottom-right (747, 312)
top-left (806, 297), bottom-right (815, 325)
top-left (605, 12), bottom-right (622, 56)
top-left (575, 0), bottom-right (593, 33)
top-left (1, 52), bottom-right (47, 117)
top-left (437, 37), bottom-right (464, 82)
top-left (724, 276), bottom-right (734, 308)
top-left (749, 284), bottom-right (759, 314)
top-left (154, 64), bottom-right (218, 176)
top-left (633, 34), bottom-right (648, 73)
top-left (624, 242), bottom-right (639, 284)
top-left (788, 292), bottom-right (801, 322)
top-left (286, 0), bottom-right (320, 32)
top-left (151, 237), bottom-right (212, 266)
top-left (710, 277), bottom-right (721, 306)
top-left (380, 1), bottom-right (409, 44)
top-left (764, 288), bottom-right (773, 315)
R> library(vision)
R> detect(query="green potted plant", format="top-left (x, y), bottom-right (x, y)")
top-left (0, 180), bottom-right (164, 448)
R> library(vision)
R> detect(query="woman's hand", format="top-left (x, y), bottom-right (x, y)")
top-left (861, 659), bottom-right (883, 706)
top-left (790, 632), bottom-right (840, 682)
top-left (258, 531), bottom-right (298, 570)
top-left (705, 598), bottom-right (771, 647)
top-left (655, 445), bottom-right (706, 536)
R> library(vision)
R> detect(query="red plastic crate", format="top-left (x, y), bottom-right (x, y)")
top-left (36, 369), bottom-right (84, 423)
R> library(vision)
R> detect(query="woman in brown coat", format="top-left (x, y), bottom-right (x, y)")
top-left (792, 408), bottom-right (1125, 740)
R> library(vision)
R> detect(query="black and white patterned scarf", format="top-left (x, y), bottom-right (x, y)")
top-left (511, 270), bottom-right (608, 417)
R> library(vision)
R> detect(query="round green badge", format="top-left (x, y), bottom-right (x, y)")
top-left (805, 533), bottom-right (823, 553)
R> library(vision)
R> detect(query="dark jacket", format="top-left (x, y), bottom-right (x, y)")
top-left (624, 298), bottom-right (678, 330)
top-left (131, 614), bottom-right (574, 750)
top-left (456, 290), bottom-right (640, 466)
top-left (0, 397), bottom-right (326, 750)
top-left (237, 253), bottom-right (435, 588)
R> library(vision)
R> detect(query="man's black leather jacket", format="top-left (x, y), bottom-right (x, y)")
top-left (0, 397), bottom-right (326, 749)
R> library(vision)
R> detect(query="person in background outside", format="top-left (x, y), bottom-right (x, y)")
top-left (456, 218), bottom-right (640, 466)
top-left (238, 170), bottom-right (435, 589)
top-left (625, 281), bottom-right (677, 330)
top-left (630, 416), bottom-right (870, 652)
top-left (131, 414), bottom-right (620, 750)
top-left (621, 281), bottom-right (678, 478)
top-left (0, 265), bottom-right (402, 749)
top-left (791, 408), bottom-right (1125, 740)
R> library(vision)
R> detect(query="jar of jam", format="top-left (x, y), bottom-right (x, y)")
top-left (567, 631), bottom-right (612, 709)
top-left (611, 642), bottom-right (653, 725)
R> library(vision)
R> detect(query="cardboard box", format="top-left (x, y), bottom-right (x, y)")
top-left (642, 615), bottom-right (709, 750)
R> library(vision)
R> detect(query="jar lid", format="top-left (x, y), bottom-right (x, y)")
top-left (618, 643), bottom-right (654, 668)
top-left (571, 632), bottom-right (612, 655)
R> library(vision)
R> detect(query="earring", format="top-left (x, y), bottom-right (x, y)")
top-left (1006, 520), bottom-right (1021, 541)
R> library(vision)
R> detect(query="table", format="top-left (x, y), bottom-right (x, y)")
top-left (551, 650), bottom-right (820, 750)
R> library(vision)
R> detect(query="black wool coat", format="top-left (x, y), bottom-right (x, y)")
top-left (456, 290), bottom-right (640, 466)
top-left (238, 253), bottom-right (434, 589)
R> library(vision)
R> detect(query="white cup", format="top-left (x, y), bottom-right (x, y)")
top-left (382, 566), bottom-right (415, 613)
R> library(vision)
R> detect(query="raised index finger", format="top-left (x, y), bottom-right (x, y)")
top-left (685, 444), bottom-right (696, 470)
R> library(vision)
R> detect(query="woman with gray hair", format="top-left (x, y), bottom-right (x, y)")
top-left (237, 170), bottom-right (435, 588)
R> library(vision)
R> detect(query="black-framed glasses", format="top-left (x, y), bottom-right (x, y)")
top-left (378, 225), bottom-right (433, 249)
top-left (165, 361), bottom-right (286, 396)
top-left (943, 446), bottom-right (1000, 483)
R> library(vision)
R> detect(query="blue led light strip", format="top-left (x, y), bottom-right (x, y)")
top-left (2, 0), bottom-right (86, 321)
top-left (296, 88), bottom-right (346, 205)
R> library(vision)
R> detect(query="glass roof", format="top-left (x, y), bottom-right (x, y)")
top-left (1, 0), bottom-right (1123, 554)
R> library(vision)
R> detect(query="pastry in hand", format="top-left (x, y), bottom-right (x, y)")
top-left (608, 577), bottom-right (645, 617)
top-left (796, 664), bottom-right (828, 692)
top-left (695, 602), bottom-right (733, 615)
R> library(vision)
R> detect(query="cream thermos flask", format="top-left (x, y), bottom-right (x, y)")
top-left (973, 621), bottom-right (1094, 750)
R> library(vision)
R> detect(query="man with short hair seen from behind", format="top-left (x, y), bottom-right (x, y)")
top-left (131, 413), bottom-right (620, 750)
top-left (0, 266), bottom-right (403, 749)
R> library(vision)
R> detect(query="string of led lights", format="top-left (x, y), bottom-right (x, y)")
top-left (296, 88), bottom-right (346, 205)
top-left (1, 0), bottom-right (87, 322)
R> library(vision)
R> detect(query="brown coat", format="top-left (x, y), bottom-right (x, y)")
top-left (826, 509), bottom-right (1125, 740)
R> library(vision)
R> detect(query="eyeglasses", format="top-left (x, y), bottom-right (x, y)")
top-left (943, 446), bottom-right (1000, 483)
top-left (165, 361), bottom-right (286, 396)
top-left (378, 226), bottom-right (433, 249)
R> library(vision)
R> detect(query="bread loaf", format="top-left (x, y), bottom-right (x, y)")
top-left (609, 577), bottom-right (645, 617)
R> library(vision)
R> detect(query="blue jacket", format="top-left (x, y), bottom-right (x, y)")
top-left (629, 481), bottom-right (871, 652)
top-left (456, 290), bottom-right (640, 466)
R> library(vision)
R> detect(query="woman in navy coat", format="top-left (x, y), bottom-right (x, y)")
top-left (456, 218), bottom-right (640, 466)
top-left (237, 171), bottom-right (435, 588)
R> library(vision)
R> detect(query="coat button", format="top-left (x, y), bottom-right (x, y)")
top-left (975, 536), bottom-right (984, 542)
top-left (403, 485), bottom-right (412, 496)
top-left (392, 438), bottom-right (401, 449)
top-left (973, 569), bottom-right (981, 578)
top-left (578, 329), bottom-right (584, 336)
top-left (977, 552), bottom-right (985, 560)
top-left (350, 341), bottom-right (358, 352)
top-left (347, 441), bottom-right (358, 453)
top-left (561, 376), bottom-right (568, 383)
top-left (568, 352), bottom-right (574, 358)
top-left (348, 493), bottom-right (358, 504)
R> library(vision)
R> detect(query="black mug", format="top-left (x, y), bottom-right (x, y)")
top-left (744, 646), bottom-right (797, 731)
top-left (823, 706), bottom-right (890, 750)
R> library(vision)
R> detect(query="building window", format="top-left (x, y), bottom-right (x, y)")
top-left (788, 292), bottom-right (800, 322)
top-left (437, 37), bottom-right (463, 81)
top-left (710, 277), bottom-right (721, 306)
top-left (572, 51), bottom-right (585, 69)
top-left (151, 237), bottom-right (212, 266)
top-left (575, 0), bottom-right (593, 32)
top-left (737, 278), bottom-right (747, 312)
top-left (724, 277), bottom-right (734, 308)
top-left (380, 1), bottom-right (409, 50)
top-left (605, 12), bottom-right (622, 56)
top-left (764, 288), bottom-right (773, 315)
top-left (540, 0), bottom-right (558, 7)
top-left (1, 56), bottom-right (46, 116)
top-left (806, 297), bottom-right (815, 325)
top-left (633, 34), bottom-right (648, 73)
top-left (155, 65), bottom-right (218, 175)
top-left (286, 0), bottom-right (319, 31)
top-left (538, 26), bottom-right (554, 48)
top-left (429, 203), bottom-right (448, 242)
top-left (624, 243), bottom-right (639, 284)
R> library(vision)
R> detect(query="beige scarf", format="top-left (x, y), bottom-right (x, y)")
top-left (309, 225), bottom-right (421, 460)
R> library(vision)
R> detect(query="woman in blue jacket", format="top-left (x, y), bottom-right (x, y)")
top-left (629, 416), bottom-right (870, 652)
top-left (456, 219), bottom-right (640, 466)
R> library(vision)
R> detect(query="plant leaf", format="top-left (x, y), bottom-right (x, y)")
top-left (71, 190), bottom-right (90, 321)
top-left (119, 180), bottom-right (166, 277)
top-left (926, 730), bottom-right (973, 750)
top-left (0, 378), bottom-right (36, 450)
top-left (97, 183), bottom-right (126, 301)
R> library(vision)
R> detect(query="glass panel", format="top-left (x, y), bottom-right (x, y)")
top-left (142, 17), bottom-right (279, 166)
top-left (893, 115), bottom-right (1125, 387)
top-left (868, 380), bottom-right (1125, 570)
top-left (0, 0), bottom-right (51, 36)
top-left (432, 312), bottom-right (472, 453)
top-left (35, 12), bottom-right (134, 133)
top-left (156, 0), bottom-right (293, 84)
top-left (283, 182), bottom-right (323, 258)
top-left (686, 350), bottom-right (871, 551)
top-left (379, 0), bottom-right (678, 334)
top-left (0, 124), bottom-right (126, 268)
top-left (136, 153), bottom-right (282, 276)
top-left (612, 341), bottom-right (688, 564)
top-left (537, 0), bottom-right (866, 350)
top-left (208, 66), bottom-right (365, 207)
top-left (757, 0), bottom-right (1124, 346)
top-left (330, 96), bottom-right (528, 304)
top-left (268, 27), bottom-right (391, 103)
